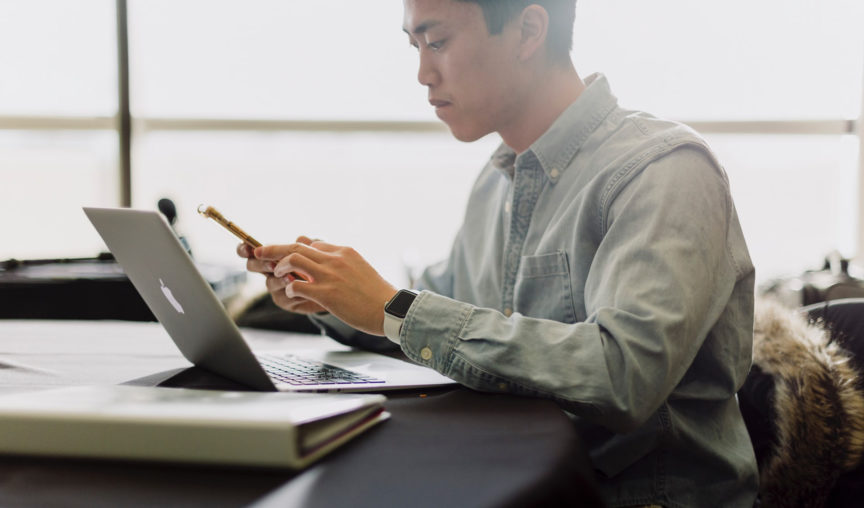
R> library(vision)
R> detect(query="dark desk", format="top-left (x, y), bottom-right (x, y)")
top-left (0, 320), bottom-right (603, 507)
top-left (0, 258), bottom-right (246, 321)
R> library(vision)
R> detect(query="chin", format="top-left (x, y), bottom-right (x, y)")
top-left (446, 123), bottom-right (490, 143)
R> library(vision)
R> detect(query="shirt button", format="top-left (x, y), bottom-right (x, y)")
top-left (420, 347), bottom-right (433, 361)
top-left (504, 308), bottom-right (513, 317)
top-left (549, 168), bottom-right (560, 179)
top-left (504, 201), bottom-right (511, 214)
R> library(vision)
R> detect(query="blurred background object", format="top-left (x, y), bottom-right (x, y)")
top-left (760, 251), bottom-right (864, 308)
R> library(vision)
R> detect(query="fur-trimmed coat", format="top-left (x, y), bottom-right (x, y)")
top-left (740, 300), bottom-right (864, 507)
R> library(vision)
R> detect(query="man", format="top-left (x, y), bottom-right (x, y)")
top-left (240, 0), bottom-right (759, 505)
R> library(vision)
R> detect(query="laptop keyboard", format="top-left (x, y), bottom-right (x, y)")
top-left (257, 354), bottom-right (385, 386)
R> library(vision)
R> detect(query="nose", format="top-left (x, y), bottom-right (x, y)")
top-left (416, 50), bottom-right (439, 88)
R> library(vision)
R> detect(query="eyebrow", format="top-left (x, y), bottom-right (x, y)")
top-left (402, 20), bottom-right (441, 36)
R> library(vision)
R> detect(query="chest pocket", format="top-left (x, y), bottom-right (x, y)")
top-left (513, 250), bottom-right (578, 323)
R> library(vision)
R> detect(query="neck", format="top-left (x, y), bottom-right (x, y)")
top-left (499, 63), bottom-right (586, 154)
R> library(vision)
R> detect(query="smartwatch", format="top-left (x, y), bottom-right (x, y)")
top-left (383, 289), bottom-right (418, 343)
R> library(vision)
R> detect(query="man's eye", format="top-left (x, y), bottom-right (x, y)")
top-left (427, 39), bottom-right (446, 52)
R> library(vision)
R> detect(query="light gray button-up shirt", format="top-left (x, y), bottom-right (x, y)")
top-left (315, 74), bottom-right (758, 507)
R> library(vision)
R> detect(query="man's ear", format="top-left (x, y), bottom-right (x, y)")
top-left (517, 5), bottom-right (549, 61)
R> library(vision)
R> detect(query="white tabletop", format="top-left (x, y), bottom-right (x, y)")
top-left (0, 320), bottom-right (336, 393)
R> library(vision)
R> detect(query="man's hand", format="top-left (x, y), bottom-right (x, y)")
top-left (268, 241), bottom-right (397, 336)
top-left (238, 237), bottom-right (398, 335)
top-left (237, 236), bottom-right (328, 315)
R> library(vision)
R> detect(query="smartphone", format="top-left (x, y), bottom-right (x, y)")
top-left (197, 205), bottom-right (262, 248)
top-left (198, 205), bottom-right (308, 281)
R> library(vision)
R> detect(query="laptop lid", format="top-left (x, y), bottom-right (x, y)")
top-left (84, 207), bottom-right (277, 391)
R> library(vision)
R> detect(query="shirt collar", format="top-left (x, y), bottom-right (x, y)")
top-left (492, 73), bottom-right (618, 183)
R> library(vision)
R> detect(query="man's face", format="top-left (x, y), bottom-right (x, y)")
top-left (403, 0), bottom-right (524, 142)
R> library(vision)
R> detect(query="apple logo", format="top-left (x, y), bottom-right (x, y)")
top-left (159, 279), bottom-right (185, 314)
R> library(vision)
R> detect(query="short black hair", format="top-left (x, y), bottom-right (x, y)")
top-left (456, 0), bottom-right (576, 63)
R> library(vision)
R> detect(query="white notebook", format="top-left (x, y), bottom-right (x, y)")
top-left (0, 385), bottom-right (388, 469)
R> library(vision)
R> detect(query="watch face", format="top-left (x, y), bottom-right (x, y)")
top-left (386, 290), bottom-right (416, 319)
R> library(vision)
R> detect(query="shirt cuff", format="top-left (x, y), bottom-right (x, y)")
top-left (399, 290), bottom-right (474, 373)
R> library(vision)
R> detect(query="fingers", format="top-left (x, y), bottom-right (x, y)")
top-left (240, 242), bottom-right (276, 274)
top-left (245, 237), bottom-right (336, 317)
top-left (273, 250), bottom-right (319, 281)
top-left (245, 236), bottom-right (327, 262)
top-left (283, 277), bottom-right (322, 302)
top-left (241, 236), bottom-right (323, 260)
top-left (255, 242), bottom-right (329, 263)
top-left (247, 257), bottom-right (276, 275)
top-left (265, 274), bottom-right (288, 293)
top-left (308, 240), bottom-right (340, 253)
top-left (237, 243), bottom-right (253, 258)
top-left (266, 277), bottom-right (327, 314)
top-left (243, 240), bottom-right (318, 273)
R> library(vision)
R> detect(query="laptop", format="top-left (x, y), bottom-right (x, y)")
top-left (83, 207), bottom-right (456, 393)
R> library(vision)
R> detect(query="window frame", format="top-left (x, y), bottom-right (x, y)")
top-left (1, 0), bottom-right (862, 262)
